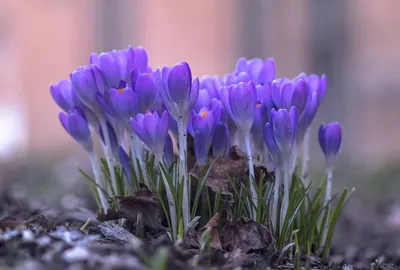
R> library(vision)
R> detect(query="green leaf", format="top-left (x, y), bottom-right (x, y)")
top-left (191, 150), bottom-right (223, 219)
top-left (322, 188), bottom-right (348, 259)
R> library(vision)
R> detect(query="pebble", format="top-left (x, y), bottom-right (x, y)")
top-left (62, 246), bottom-right (90, 263)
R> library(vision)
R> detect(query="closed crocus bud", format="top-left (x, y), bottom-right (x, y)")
top-left (130, 110), bottom-right (169, 161)
top-left (70, 65), bottom-right (105, 114)
top-left (59, 108), bottom-right (93, 152)
top-left (156, 62), bottom-right (199, 122)
top-left (131, 70), bottom-right (157, 113)
top-left (271, 78), bottom-right (309, 117)
top-left (212, 123), bottom-right (230, 157)
top-left (192, 103), bottom-right (221, 166)
top-left (200, 75), bottom-right (222, 99)
top-left (99, 120), bottom-right (119, 158)
top-left (235, 57), bottom-right (276, 86)
top-left (319, 122), bottom-right (342, 168)
top-left (269, 107), bottom-right (298, 158)
top-left (109, 87), bottom-right (139, 125)
top-left (163, 133), bottom-right (174, 167)
top-left (119, 146), bottom-right (132, 182)
top-left (221, 81), bottom-right (257, 136)
top-left (296, 92), bottom-right (319, 144)
top-left (50, 80), bottom-right (77, 112)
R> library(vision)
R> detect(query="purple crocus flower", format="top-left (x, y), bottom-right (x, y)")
top-left (108, 87), bottom-right (139, 125)
top-left (130, 110), bottom-right (169, 161)
top-left (212, 122), bottom-right (230, 157)
top-left (221, 81), bottom-right (257, 136)
top-left (50, 80), bottom-right (76, 112)
top-left (264, 107), bottom-right (298, 160)
top-left (235, 57), bottom-right (276, 86)
top-left (319, 122), bottom-right (342, 168)
top-left (130, 70), bottom-right (158, 113)
top-left (200, 75), bottom-right (222, 99)
top-left (119, 146), bottom-right (132, 182)
top-left (59, 108), bottom-right (93, 152)
top-left (296, 73), bottom-right (327, 104)
top-left (70, 65), bottom-right (105, 115)
top-left (271, 78), bottom-right (309, 116)
top-left (155, 62), bottom-right (199, 122)
top-left (191, 102), bottom-right (221, 166)
top-left (164, 133), bottom-right (174, 167)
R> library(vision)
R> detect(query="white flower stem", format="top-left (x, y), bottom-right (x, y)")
top-left (128, 131), bottom-right (149, 188)
top-left (281, 160), bottom-right (290, 229)
top-left (88, 151), bottom-right (109, 212)
top-left (301, 128), bottom-right (311, 185)
top-left (177, 119), bottom-right (189, 228)
top-left (272, 166), bottom-right (282, 233)
top-left (263, 147), bottom-right (275, 172)
top-left (99, 118), bottom-right (117, 194)
top-left (325, 167), bottom-right (333, 206)
top-left (157, 157), bottom-right (177, 240)
top-left (244, 135), bottom-right (257, 220)
top-left (322, 167), bottom-right (333, 250)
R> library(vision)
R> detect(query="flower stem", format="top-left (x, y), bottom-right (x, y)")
top-left (301, 128), bottom-right (311, 185)
top-left (244, 135), bottom-right (257, 220)
top-left (128, 131), bottom-right (149, 188)
top-left (177, 119), bottom-right (189, 228)
top-left (157, 157), bottom-right (177, 241)
top-left (281, 160), bottom-right (290, 229)
top-left (99, 118), bottom-right (117, 195)
top-left (88, 151), bottom-right (109, 212)
top-left (322, 167), bottom-right (333, 251)
top-left (272, 166), bottom-right (281, 234)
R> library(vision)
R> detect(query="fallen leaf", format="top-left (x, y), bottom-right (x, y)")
top-left (222, 217), bottom-right (271, 252)
top-left (198, 213), bottom-right (222, 250)
top-left (97, 186), bottom-right (162, 230)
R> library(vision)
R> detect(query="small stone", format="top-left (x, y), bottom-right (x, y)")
top-left (62, 246), bottom-right (89, 262)
top-left (22, 230), bottom-right (35, 242)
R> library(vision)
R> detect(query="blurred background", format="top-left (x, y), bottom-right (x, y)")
top-left (0, 0), bottom-right (400, 209)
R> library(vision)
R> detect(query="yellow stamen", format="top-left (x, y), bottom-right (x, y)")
top-left (256, 102), bottom-right (262, 108)
top-left (118, 88), bottom-right (124, 94)
top-left (201, 111), bottom-right (209, 118)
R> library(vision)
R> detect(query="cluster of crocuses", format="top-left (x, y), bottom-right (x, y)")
top-left (50, 46), bottom-right (342, 233)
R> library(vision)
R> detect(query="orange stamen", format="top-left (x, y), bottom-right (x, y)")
top-left (118, 88), bottom-right (124, 94)
top-left (201, 111), bottom-right (209, 118)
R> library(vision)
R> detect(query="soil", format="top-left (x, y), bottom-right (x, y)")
top-left (1, 156), bottom-right (400, 269)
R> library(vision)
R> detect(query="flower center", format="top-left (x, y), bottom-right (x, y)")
top-left (256, 102), bottom-right (262, 108)
top-left (201, 111), bottom-right (209, 118)
top-left (118, 88), bottom-right (124, 94)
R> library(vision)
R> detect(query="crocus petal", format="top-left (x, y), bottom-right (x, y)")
top-left (119, 146), bottom-right (132, 181)
top-left (135, 74), bottom-right (157, 113)
top-left (167, 62), bottom-right (191, 104)
top-left (263, 122), bottom-right (279, 160)
top-left (133, 46), bottom-right (149, 73)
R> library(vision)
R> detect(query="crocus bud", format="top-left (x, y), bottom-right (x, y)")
top-left (163, 133), bottom-right (174, 167)
top-left (131, 71), bottom-right (157, 113)
top-left (156, 62), bottom-right (199, 122)
top-left (70, 65), bottom-right (104, 114)
top-left (235, 57), bottom-right (276, 86)
top-left (59, 108), bottom-right (93, 152)
top-left (50, 80), bottom-right (77, 112)
top-left (109, 87), bottom-right (139, 125)
top-left (263, 107), bottom-right (298, 162)
top-left (221, 81), bottom-right (257, 136)
top-left (130, 110), bottom-right (169, 161)
top-left (119, 146), bottom-right (132, 182)
top-left (192, 102), bottom-right (221, 166)
top-left (319, 122), bottom-right (342, 168)
top-left (212, 122), bottom-right (230, 158)
top-left (271, 78), bottom-right (309, 117)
